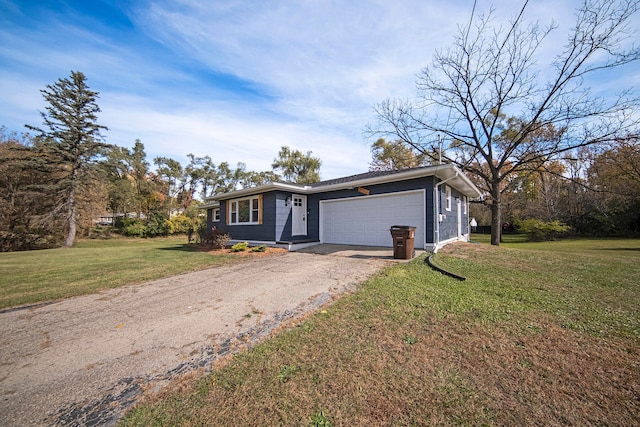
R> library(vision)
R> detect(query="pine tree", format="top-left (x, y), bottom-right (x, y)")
top-left (26, 71), bottom-right (109, 247)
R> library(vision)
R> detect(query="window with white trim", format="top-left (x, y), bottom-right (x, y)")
top-left (212, 208), bottom-right (220, 222)
top-left (228, 196), bottom-right (261, 225)
top-left (445, 186), bottom-right (452, 211)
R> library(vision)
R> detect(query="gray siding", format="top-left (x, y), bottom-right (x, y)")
top-left (275, 192), bottom-right (293, 242)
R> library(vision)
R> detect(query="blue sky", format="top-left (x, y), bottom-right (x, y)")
top-left (1, 0), bottom-right (638, 179)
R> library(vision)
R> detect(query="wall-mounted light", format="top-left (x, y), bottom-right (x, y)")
top-left (285, 196), bottom-right (291, 206)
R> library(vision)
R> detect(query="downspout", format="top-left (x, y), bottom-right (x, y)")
top-left (433, 170), bottom-right (459, 253)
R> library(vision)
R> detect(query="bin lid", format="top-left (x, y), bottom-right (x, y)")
top-left (390, 225), bottom-right (416, 230)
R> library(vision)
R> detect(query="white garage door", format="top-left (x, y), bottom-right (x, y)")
top-left (320, 190), bottom-right (425, 248)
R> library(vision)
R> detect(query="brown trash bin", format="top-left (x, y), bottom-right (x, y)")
top-left (390, 225), bottom-right (416, 259)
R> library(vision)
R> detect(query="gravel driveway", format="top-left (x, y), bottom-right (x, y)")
top-left (0, 250), bottom-right (390, 426)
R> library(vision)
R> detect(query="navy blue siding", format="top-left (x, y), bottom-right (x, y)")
top-left (425, 184), bottom-right (435, 244)
top-left (206, 174), bottom-right (472, 246)
top-left (436, 185), bottom-right (469, 241)
top-left (309, 176), bottom-right (437, 244)
top-left (207, 208), bottom-right (213, 227)
top-left (209, 192), bottom-right (277, 242)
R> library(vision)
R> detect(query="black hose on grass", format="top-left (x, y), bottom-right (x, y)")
top-left (425, 254), bottom-right (466, 281)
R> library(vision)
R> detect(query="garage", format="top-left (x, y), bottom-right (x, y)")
top-left (320, 190), bottom-right (425, 248)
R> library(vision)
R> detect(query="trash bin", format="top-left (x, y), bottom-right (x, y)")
top-left (390, 225), bottom-right (416, 260)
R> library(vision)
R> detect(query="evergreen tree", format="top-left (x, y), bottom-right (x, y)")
top-left (26, 71), bottom-right (109, 247)
top-left (0, 129), bottom-right (64, 250)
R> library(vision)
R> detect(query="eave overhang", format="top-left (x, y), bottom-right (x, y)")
top-left (202, 164), bottom-right (482, 202)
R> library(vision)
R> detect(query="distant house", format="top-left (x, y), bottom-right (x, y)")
top-left (202, 164), bottom-right (482, 252)
top-left (92, 212), bottom-right (147, 226)
top-left (94, 214), bottom-right (114, 226)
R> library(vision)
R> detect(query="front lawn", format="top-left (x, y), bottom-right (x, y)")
top-left (0, 236), bottom-right (234, 310)
top-left (121, 238), bottom-right (640, 426)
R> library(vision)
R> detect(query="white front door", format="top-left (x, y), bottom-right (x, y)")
top-left (291, 194), bottom-right (307, 236)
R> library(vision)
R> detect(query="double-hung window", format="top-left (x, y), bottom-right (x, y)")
top-left (228, 196), bottom-right (262, 225)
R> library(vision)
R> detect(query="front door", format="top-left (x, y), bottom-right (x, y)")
top-left (291, 194), bottom-right (307, 236)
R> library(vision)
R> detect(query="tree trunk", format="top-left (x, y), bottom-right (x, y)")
top-left (490, 183), bottom-right (501, 246)
top-left (64, 173), bottom-right (78, 248)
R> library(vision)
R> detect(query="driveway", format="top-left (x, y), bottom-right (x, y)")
top-left (0, 250), bottom-right (390, 426)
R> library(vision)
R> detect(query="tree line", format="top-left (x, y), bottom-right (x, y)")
top-left (369, 136), bottom-right (640, 239)
top-left (0, 72), bottom-right (321, 251)
top-left (3, 0), bottom-right (639, 251)
top-left (370, 0), bottom-right (640, 245)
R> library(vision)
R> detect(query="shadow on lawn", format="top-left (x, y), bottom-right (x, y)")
top-left (155, 244), bottom-right (198, 252)
top-left (599, 247), bottom-right (640, 252)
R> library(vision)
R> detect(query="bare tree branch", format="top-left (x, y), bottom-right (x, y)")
top-left (369, 0), bottom-right (640, 245)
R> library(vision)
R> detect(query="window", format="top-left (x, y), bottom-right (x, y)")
top-left (228, 195), bottom-right (262, 225)
top-left (445, 186), bottom-right (452, 211)
top-left (213, 208), bottom-right (220, 222)
top-left (463, 196), bottom-right (467, 214)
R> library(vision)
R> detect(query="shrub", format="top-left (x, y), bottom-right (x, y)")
top-left (196, 225), bottom-right (230, 248)
top-left (117, 214), bottom-right (172, 238)
top-left (212, 232), bottom-right (231, 249)
top-left (144, 213), bottom-right (170, 237)
top-left (231, 241), bottom-right (249, 252)
top-left (165, 214), bottom-right (195, 235)
top-left (251, 244), bottom-right (267, 252)
top-left (121, 218), bottom-right (147, 237)
top-left (515, 218), bottom-right (571, 241)
top-left (197, 223), bottom-right (213, 245)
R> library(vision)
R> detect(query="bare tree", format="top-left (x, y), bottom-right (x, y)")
top-left (371, 0), bottom-right (640, 245)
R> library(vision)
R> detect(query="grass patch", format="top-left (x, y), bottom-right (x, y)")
top-left (121, 237), bottom-right (640, 426)
top-left (0, 236), bottom-right (233, 310)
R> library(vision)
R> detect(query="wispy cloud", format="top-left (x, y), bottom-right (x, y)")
top-left (1, 0), bottom-right (638, 179)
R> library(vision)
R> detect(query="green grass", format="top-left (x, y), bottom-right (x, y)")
top-left (121, 237), bottom-right (640, 426)
top-left (0, 236), bottom-right (233, 310)
top-left (440, 236), bottom-right (640, 338)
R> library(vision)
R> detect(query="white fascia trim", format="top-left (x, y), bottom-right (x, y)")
top-left (204, 164), bottom-right (482, 201)
top-left (205, 182), bottom-right (310, 202)
top-left (312, 166), bottom-right (448, 194)
top-left (433, 166), bottom-right (483, 198)
top-left (313, 164), bottom-right (481, 198)
top-left (199, 201), bottom-right (220, 209)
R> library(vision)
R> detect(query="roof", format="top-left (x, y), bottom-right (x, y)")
top-left (309, 168), bottom-right (414, 188)
top-left (203, 164), bottom-right (482, 202)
